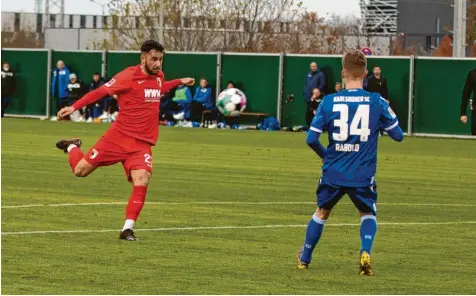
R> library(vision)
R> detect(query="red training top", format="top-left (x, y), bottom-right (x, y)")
top-left (72, 65), bottom-right (181, 145)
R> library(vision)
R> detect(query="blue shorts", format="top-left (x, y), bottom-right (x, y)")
top-left (316, 179), bottom-right (378, 215)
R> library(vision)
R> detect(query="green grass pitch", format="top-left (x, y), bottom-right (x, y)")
top-left (2, 118), bottom-right (476, 294)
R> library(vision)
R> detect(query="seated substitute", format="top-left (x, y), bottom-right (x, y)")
top-left (190, 78), bottom-right (213, 122)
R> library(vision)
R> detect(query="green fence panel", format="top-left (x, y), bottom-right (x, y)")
top-left (413, 58), bottom-right (476, 135)
top-left (106, 51), bottom-right (138, 78)
top-left (50, 50), bottom-right (103, 115)
top-left (221, 54), bottom-right (279, 116)
top-left (163, 53), bottom-right (218, 97)
top-left (1, 49), bottom-right (48, 116)
top-left (282, 56), bottom-right (410, 131)
top-left (282, 55), bottom-right (342, 127)
top-left (51, 51), bottom-right (103, 82)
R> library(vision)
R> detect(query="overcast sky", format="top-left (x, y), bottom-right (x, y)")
top-left (1, 0), bottom-right (361, 17)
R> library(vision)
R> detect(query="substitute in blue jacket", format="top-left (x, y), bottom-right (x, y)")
top-left (190, 78), bottom-right (213, 122)
top-left (304, 62), bottom-right (326, 126)
top-left (51, 60), bottom-right (71, 113)
top-left (296, 50), bottom-right (403, 275)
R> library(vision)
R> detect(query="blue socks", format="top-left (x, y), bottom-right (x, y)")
top-left (301, 213), bottom-right (327, 263)
top-left (360, 215), bottom-right (377, 254)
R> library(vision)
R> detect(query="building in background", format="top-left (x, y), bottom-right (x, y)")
top-left (397, 0), bottom-right (454, 53)
top-left (360, 0), bottom-right (398, 35)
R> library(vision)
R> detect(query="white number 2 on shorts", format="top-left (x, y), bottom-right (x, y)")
top-left (144, 154), bottom-right (152, 168)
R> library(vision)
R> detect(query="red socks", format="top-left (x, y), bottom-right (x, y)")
top-left (69, 147), bottom-right (84, 172)
top-left (125, 186), bottom-right (148, 221)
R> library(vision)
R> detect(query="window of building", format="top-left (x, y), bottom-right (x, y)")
top-left (208, 19), bottom-right (215, 29)
top-left (112, 15), bottom-right (118, 28)
top-left (14, 13), bottom-right (20, 31)
top-left (36, 13), bottom-right (42, 33)
top-left (80, 15), bottom-right (86, 28)
top-left (183, 18), bottom-right (190, 28)
top-left (243, 20), bottom-right (249, 32)
top-left (93, 16), bottom-right (97, 29)
top-left (49, 14), bottom-right (56, 28)
top-left (135, 16), bottom-right (141, 29)
top-left (69, 15), bottom-right (73, 28)
top-left (102, 16), bottom-right (108, 28)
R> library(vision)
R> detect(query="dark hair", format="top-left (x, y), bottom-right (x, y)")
top-left (227, 80), bottom-right (235, 86)
top-left (141, 40), bottom-right (164, 53)
top-left (200, 77), bottom-right (207, 81)
top-left (93, 72), bottom-right (100, 76)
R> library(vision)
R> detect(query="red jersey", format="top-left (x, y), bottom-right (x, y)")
top-left (100, 65), bottom-right (181, 145)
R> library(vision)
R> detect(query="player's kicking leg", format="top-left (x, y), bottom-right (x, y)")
top-left (56, 138), bottom-right (97, 177)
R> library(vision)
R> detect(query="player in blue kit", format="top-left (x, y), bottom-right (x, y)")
top-left (296, 50), bottom-right (404, 275)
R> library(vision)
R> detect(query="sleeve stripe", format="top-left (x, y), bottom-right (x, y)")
top-left (310, 127), bottom-right (323, 133)
top-left (384, 121), bottom-right (399, 131)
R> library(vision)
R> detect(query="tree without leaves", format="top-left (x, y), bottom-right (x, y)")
top-left (1, 30), bottom-right (42, 48)
top-left (92, 0), bottom-right (385, 54)
top-left (221, 0), bottom-right (303, 52)
top-left (96, 0), bottom-right (222, 51)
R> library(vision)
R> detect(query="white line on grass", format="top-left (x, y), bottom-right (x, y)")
top-left (3, 221), bottom-right (476, 236)
top-left (2, 201), bottom-right (476, 209)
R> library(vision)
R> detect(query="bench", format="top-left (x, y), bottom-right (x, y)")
top-left (201, 110), bottom-right (269, 125)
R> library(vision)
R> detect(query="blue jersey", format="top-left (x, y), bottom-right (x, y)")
top-left (310, 88), bottom-right (401, 187)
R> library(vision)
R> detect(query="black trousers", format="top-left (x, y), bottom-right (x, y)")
top-left (190, 102), bottom-right (206, 122)
top-left (306, 101), bottom-right (319, 127)
top-left (472, 110), bottom-right (476, 136)
top-left (160, 100), bottom-right (183, 121)
top-left (1, 96), bottom-right (10, 117)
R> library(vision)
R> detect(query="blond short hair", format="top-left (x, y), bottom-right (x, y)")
top-left (342, 50), bottom-right (367, 80)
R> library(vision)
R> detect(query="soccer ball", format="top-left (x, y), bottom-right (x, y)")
top-left (217, 88), bottom-right (247, 116)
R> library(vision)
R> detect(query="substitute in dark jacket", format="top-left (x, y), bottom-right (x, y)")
top-left (87, 72), bottom-right (109, 121)
top-left (366, 66), bottom-right (389, 100)
top-left (1, 62), bottom-right (16, 117)
top-left (304, 62), bottom-right (326, 127)
top-left (460, 68), bottom-right (476, 135)
top-left (304, 62), bottom-right (326, 101)
top-left (65, 73), bottom-right (86, 106)
top-left (306, 88), bottom-right (322, 126)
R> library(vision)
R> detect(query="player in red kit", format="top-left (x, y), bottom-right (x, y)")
top-left (55, 40), bottom-right (194, 241)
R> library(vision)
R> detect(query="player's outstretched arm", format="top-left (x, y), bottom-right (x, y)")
top-left (71, 87), bottom-right (110, 111)
top-left (307, 102), bottom-right (327, 159)
top-left (386, 124), bottom-right (404, 142)
top-left (306, 130), bottom-right (327, 159)
top-left (162, 78), bottom-right (195, 94)
top-left (57, 87), bottom-right (110, 119)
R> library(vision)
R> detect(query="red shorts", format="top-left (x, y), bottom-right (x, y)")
top-left (84, 128), bottom-right (153, 182)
